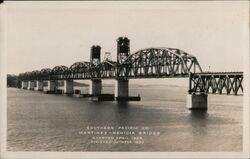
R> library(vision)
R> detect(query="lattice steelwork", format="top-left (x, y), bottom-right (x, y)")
top-left (69, 61), bottom-right (93, 79)
top-left (18, 47), bottom-right (204, 80)
top-left (98, 60), bottom-right (116, 78)
top-left (189, 72), bottom-right (243, 95)
top-left (17, 53), bottom-right (243, 96)
top-left (16, 36), bottom-right (244, 96)
top-left (117, 47), bottom-right (203, 78)
top-left (50, 65), bottom-right (70, 80)
top-left (40, 68), bottom-right (52, 80)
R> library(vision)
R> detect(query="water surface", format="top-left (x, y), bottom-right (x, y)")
top-left (7, 84), bottom-right (242, 151)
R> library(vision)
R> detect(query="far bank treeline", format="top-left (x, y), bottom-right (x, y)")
top-left (7, 74), bottom-right (19, 87)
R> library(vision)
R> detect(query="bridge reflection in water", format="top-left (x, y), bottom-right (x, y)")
top-left (17, 37), bottom-right (243, 110)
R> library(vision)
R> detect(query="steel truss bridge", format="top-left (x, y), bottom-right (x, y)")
top-left (17, 37), bottom-right (243, 96)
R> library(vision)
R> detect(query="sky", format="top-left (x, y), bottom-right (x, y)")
top-left (5, 1), bottom-right (249, 76)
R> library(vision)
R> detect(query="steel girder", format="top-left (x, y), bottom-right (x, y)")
top-left (40, 68), bottom-right (52, 80)
top-left (69, 61), bottom-right (93, 79)
top-left (96, 60), bottom-right (116, 79)
top-left (189, 72), bottom-right (243, 95)
top-left (50, 65), bottom-right (70, 80)
top-left (15, 46), bottom-right (244, 96)
top-left (19, 72), bottom-right (32, 81)
top-left (18, 47), bottom-right (203, 80)
top-left (116, 47), bottom-right (203, 78)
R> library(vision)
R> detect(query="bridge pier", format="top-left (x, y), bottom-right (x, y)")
top-left (34, 81), bottom-right (43, 91)
top-left (115, 79), bottom-right (129, 101)
top-left (89, 79), bottom-right (102, 96)
top-left (27, 81), bottom-right (35, 90)
top-left (63, 80), bottom-right (74, 94)
top-left (21, 81), bottom-right (28, 89)
top-left (43, 80), bottom-right (56, 93)
top-left (186, 93), bottom-right (207, 110)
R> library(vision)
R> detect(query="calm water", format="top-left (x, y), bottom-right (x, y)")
top-left (7, 83), bottom-right (242, 151)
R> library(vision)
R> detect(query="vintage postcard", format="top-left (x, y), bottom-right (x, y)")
top-left (1, 1), bottom-right (249, 159)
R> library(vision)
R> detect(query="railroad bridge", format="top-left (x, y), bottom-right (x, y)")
top-left (17, 37), bottom-right (243, 110)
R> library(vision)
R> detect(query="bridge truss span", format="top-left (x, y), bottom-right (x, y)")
top-left (97, 60), bottom-right (116, 79)
top-left (69, 61), bottom-right (93, 79)
top-left (189, 72), bottom-right (243, 95)
top-left (117, 47), bottom-right (203, 78)
top-left (18, 46), bottom-right (204, 81)
top-left (50, 65), bottom-right (70, 80)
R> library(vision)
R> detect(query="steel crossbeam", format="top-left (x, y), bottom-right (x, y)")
top-left (188, 72), bottom-right (243, 95)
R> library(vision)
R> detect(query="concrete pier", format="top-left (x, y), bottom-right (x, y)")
top-left (21, 81), bottom-right (28, 89)
top-left (115, 79), bottom-right (129, 100)
top-left (186, 94), bottom-right (208, 110)
top-left (34, 81), bottom-right (43, 91)
top-left (43, 80), bottom-right (56, 93)
top-left (64, 80), bottom-right (74, 94)
top-left (27, 81), bottom-right (35, 90)
top-left (89, 79), bottom-right (102, 96)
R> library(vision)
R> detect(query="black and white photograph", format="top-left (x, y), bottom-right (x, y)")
top-left (1, 1), bottom-right (249, 158)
